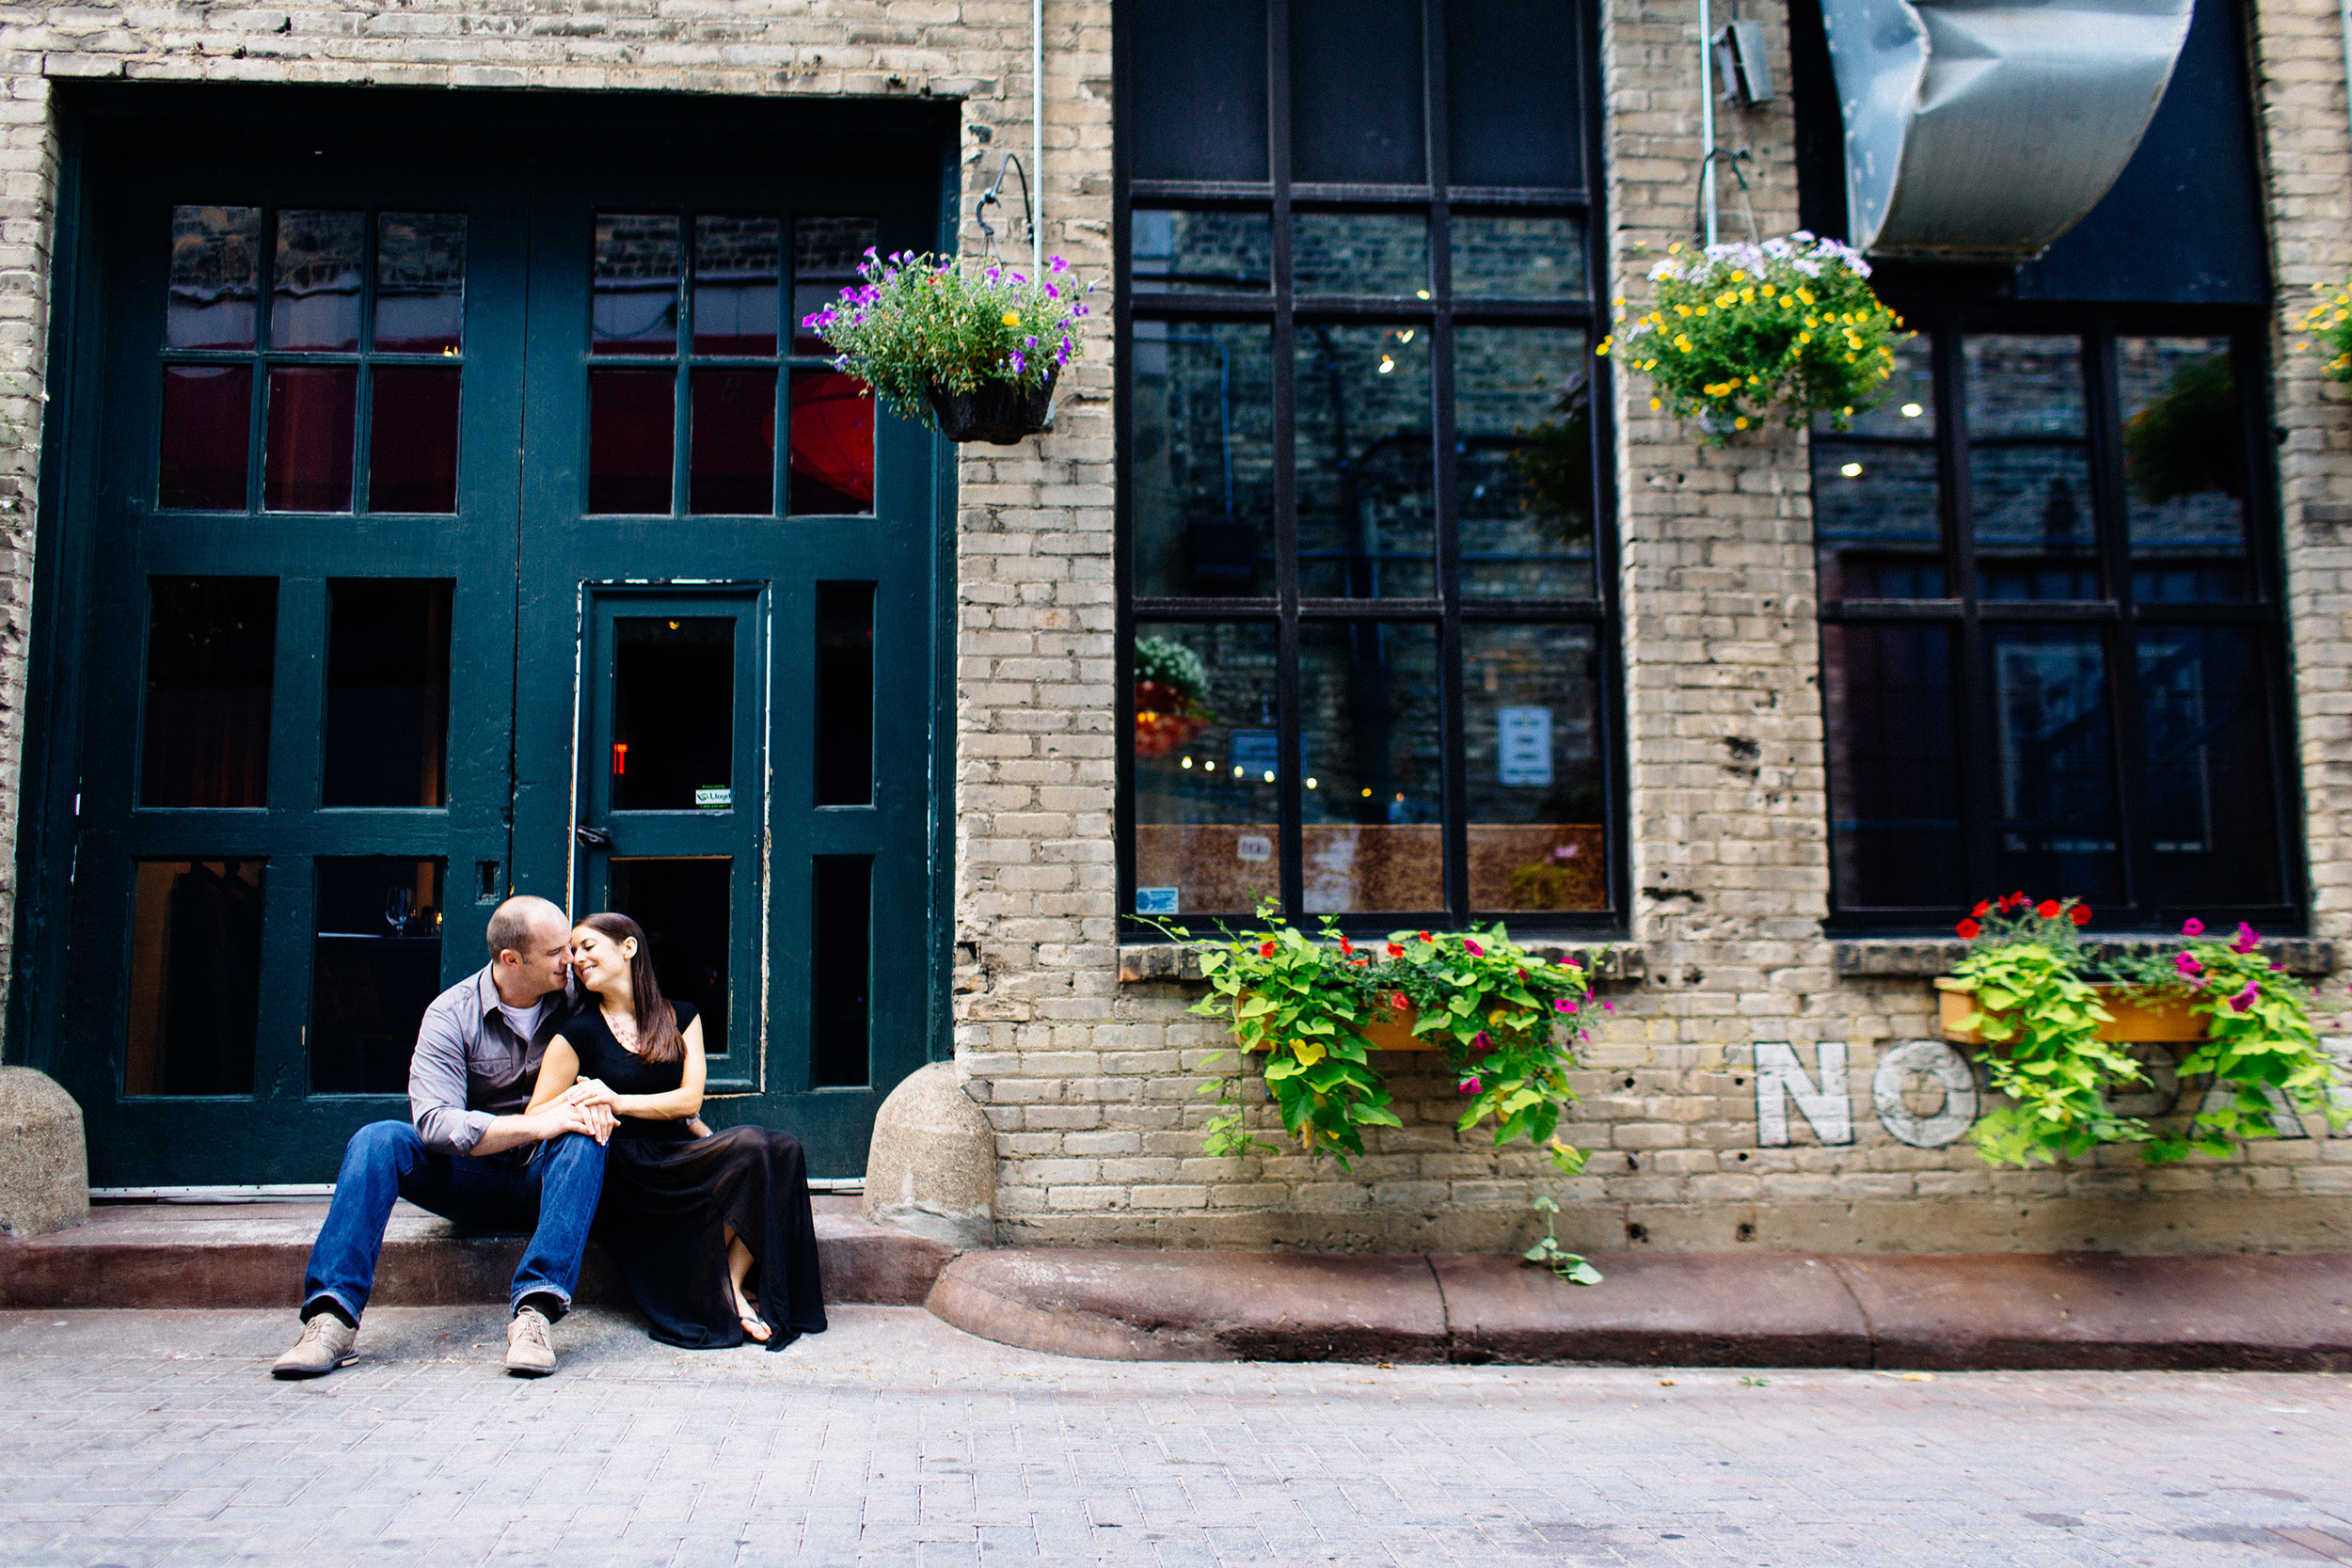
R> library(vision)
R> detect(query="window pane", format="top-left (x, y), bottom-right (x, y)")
top-left (1989, 627), bottom-right (2122, 899)
top-left (167, 205), bottom-right (260, 351)
top-left (1454, 325), bottom-right (1594, 599)
top-left (1450, 215), bottom-right (1585, 298)
top-left (787, 371), bottom-right (874, 515)
top-left (1130, 0), bottom-right (1270, 182)
top-left (367, 365), bottom-right (460, 514)
top-left (612, 617), bottom-right (734, 812)
top-left (1130, 210), bottom-right (1272, 295)
top-left (588, 368), bottom-right (675, 515)
top-left (808, 856), bottom-right (868, 1085)
top-left (694, 214), bottom-right (782, 357)
top-left (324, 579), bottom-right (452, 809)
top-left (263, 365), bottom-right (358, 512)
top-left (1813, 337), bottom-right (1941, 599)
top-left (1446, 0), bottom-right (1583, 188)
top-left (1290, 0), bottom-right (1425, 185)
top-left (1295, 325), bottom-right (1434, 597)
top-left (791, 215), bottom-right (879, 356)
top-left (1294, 213), bottom-right (1427, 295)
top-left (1967, 335), bottom-right (2095, 601)
top-left (2120, 336), bottom-right (2249, 602)
top-left (816, 581), bottom-right (875, 807)
top-left (124, 860), bottom-right (263, 1096)
top-left (610, 858), bottom-right (731, 1061)
top-left (1299, 622), bottom-right (1442, 911)
top-left (375, 214), bottom-right (466, 354)
top-left (311, 858), bottom-right (445, 1095)
top-left (1132, 321), bottom-right (1277, 597)
top-left (158, 364), bottom-right (252, 510)
top-left (270, 209), bottom-right (364, 352)
top-left (142, 578), bottom-right (276, 809)
top-left (1132, 622), bottom-right (1280, 915)
top-left (594, 214), bottom-right (682, 356)
top-left (2138, 627), bottom-right (2281, 906)
top-left (1463, 625), bottom-right (1605, 911)
top-left (1823, 624), bottom-right (1964, 909)
top-left (689, 368), bottom-right (776, 515)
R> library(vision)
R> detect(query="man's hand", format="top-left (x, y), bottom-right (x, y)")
top-left (537, 1100), bottom-right (617, 1147)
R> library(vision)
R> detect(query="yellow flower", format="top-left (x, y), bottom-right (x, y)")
top-left (1694, 305), bottom-right (1709, 316)
top-left (1649, 398), bottom-right (1662, 411)
top-left (1002, 311), bottom-right (1022, 325)
top-left (1760, 284), bottom-right (1775, 297)
top-left (1597, 340), bottom-right (1612, 356)
top-left (1730, 270), bottom-right (1746, 282)
top-left (1798, 332), bottom-right (1811, 344)
top-left (1668, 243), bottom-right (1682, 254)
top-left (1733, 416), bottom-right (1749, 429)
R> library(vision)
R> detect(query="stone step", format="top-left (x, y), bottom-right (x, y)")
top-left (0, 1196), bottom-right (957, 1311)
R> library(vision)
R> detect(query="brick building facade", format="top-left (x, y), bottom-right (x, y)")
top-left (0, 0), bottom-right (2345, 1255)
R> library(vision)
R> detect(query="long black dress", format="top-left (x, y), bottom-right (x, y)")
top-left (564, 1003), bottom-right (828, 1350)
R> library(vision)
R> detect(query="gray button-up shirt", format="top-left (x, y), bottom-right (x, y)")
top-left (408, 965), bottom-right (577, 1157)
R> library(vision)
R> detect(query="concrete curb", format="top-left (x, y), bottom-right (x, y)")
top-left (926, 1246), bottom-right (2352, 1370)
top-left (0, 1199), bottom-right (957, 1310)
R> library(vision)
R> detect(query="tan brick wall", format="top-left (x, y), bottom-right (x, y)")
top-left (0, 1), bottom-right (2344, 1252)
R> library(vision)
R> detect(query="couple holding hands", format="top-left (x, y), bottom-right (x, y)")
top-left (273, 895), bottom-right (825, 1379)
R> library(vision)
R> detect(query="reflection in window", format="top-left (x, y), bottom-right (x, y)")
top-left (610, 858), bottom-right (730, 1059)
top-left (1450, 215), bottom-right (1585, 298)
top-left (1463, 625), bottom-right (1604, 911)
top-left (158, 364), bottom-right (252, 510)
top-left (142, 578), bottom-right (276, 809)
top-left (588, 369), bottom-right (675, 514)
top-left (689, 369), bottom-right (776, 515)
top-left (2120, 337), bottom-right (2248, 601)
top-left (815, 582), bottom-right (875, 807)
top-left (1823, 624), bottom-right (1963, 910)
top-left (1131, 321), bottom-right (1277, 597)
top-left (593, 214), bottom-right (682, 356)
top-left (271, 210), bottom-right (365, 352)
top-left (1812, 339), bottom-right (1941, 598)
top-left (324, 579), bottom-right (452, 809)
top-left (693, 215), bottom-right (782, 356)
top-left (792, 215), bottom-right (879, 356)
top-left (1990, 627), bottom-right (2121, 899)
top-left (368, 366), bottom-right (461, 514)
top-left (167, 205), bottom-right (261, 351)
top-left (375, 214), bottom-right (467, 353)
top-left (1295, 325), bottom-right (1434, 597)
top-left (787, 371), bottom-right (875, 515)
top-left (1294, 213), bottom-right (1427, 295)
top-left (263, 365), bottom-right (358, 512)
top-left (1298, 622), bottom-right (1443, 911)
top-left (311, 858), bottom-right (444, 1095)
top-left (1967, 335), bottom-right (2096, 601)
top-left (612, 617), bottom-right (734, 811)
top-left (1454, 326), bottom-right (1593, 599)
top-left (125, 859), bottom-right (264, 1096)
top-left (809, 856), bottom-right (870, 1086)
top-left (1132, 623), bottom-right (1280, 915)
top-left (1130, 210), bottom-right (1272, 294)
top-left (2138, 627), bottom-right (2280, 906)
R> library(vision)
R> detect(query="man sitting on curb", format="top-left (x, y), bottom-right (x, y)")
top-left (273, 895), bottom-right (617, 1380)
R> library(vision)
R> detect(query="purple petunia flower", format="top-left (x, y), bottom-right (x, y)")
top-left (2182, 917), bottom-right (2205, 937)
top-left (2229, 980), bottom-right (2260, 1013)
top-left (1049, 255), bottom-right (1070, 274)
top-left (1458, 1077), bottom-right (1481, 1096)
top-left (2232, 922), bottom-right (2261, 955)
top-left (1464, 939), bottom-right (1485, 957)
top-left (2174, 951), bottom-right (2202, 978)
top-left (1554, 998), bottom-right (1577, 1013)
top-left (1009, 350), bottom-right (1026, 373)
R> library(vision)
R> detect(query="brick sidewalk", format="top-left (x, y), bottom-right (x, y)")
top-left (2, 1306), bottom-right (2347, 1566)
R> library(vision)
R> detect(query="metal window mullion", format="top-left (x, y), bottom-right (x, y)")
top-left (1270, 0), bottom-right (1306, 919)
top-left (1426, 0), bottom-right (1469, 924)
top-left (2087, 322), bottom-right (2152, 916)
top-left (1939, 320), bottom-right (1999, 897)
top-left (1114, 12), bottom-right (1139, 927)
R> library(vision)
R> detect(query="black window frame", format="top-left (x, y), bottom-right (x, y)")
top-left (1111, 0), bottom-right (1626, 941)
top-left (1817, 298), bottom-right (2307, 935)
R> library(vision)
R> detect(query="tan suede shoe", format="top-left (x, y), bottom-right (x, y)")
top-left (271, 1313), bottom-right (358, 1379)
top-left (504, 1305), bottom-right (556, 1377)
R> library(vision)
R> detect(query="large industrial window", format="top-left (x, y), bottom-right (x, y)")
top-left (1815, 312), bottom-right (2302, 931)
top-left (1114, 0), bottom-right (1618, 932)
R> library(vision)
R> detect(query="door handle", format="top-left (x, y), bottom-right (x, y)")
top-left (575, 825), bottom-right (614, 850)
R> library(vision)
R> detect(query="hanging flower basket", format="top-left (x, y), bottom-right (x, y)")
top-left (926, 371), bottom-right (1057, 445)
top-left (1131, 634), bottom-right (1216, 759)
top-left (800, 249), bottom-right (1094, 448)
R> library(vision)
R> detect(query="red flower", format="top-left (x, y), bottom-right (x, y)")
top-left (2068, 905), bottom-right (2091, 927)
top-left (1418, 930), bottom-right (1432, 943)
top-left (2002, 891), bottom-right (2027, 911)
top-left (2036, 899), bottom-right (2060, 920)
top-left (1971, 900), bottom-right (1990, 918)
top-left (1386, 942), bottom-right (1404, 958)
top-left (1259, 941), bottom-right (1276, 958)
top-left (1339, 937), bottom-right (1353, 955)
top-left (1391, 991), bottom-right (1408, 1010)
top-left (1353, 956), bottom-right (1369, 966)
top-left (1955, 918), bottom-right (1980, 940)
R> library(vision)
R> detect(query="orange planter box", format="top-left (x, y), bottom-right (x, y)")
top-left (1236, 994), bottom-right (1440, 1052)
top-left (1934, 977), bottom-right (2209, 1046)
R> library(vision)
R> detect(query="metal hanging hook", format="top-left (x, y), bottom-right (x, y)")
top-left (975, 151), bottom-right (1034, 263)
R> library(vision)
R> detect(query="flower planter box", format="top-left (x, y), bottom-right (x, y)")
top-left (1237, 993), bottom-right (1439, 1052)
top-left (1934, 977), bottom-right (2208, 1046)
top-left (926, 371), bottom-right (1056, 444)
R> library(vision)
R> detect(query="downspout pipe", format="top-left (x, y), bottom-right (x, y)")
top-left (1033, 0), bottom-right (1044, 274)
top-left (1699, 0), bottom-right (1717, 246)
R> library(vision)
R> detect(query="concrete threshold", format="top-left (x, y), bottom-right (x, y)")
top-left (925, 1246), bottom-right (2352, 1371)
top-left (0, 1196), bottom-right (955, 1310)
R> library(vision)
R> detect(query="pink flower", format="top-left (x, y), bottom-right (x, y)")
top-left (1458, 1077), bottom-right (1482, 1095)
top-left (1601, 1000), bottom-right (1614, 1012)
top-left (1464, 939), bottom-right (1485, 958)
top-left (1554, 998), bottom-right (1578, 1014)
top-left (2181, 917), bottom-right (2205, 937)
top-left (2233, 922), bottom-right (2261, 955)
top-left (2174, 952), bottom-right (2202, 978)
top-left (2230, 980), bottom-right (2260, 1014)
top-left (1471, 1031), bottom-right (1491, 1051)
top-left (1562, 956), bottom-right (1582, 969)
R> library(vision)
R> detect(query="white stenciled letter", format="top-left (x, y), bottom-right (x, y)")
top-left (1755, 1042), bottom-right (1852, 1147)
top-left (1871, 1039), bottom-right (1979, 1148)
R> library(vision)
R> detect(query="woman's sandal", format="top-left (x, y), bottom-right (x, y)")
top-left (734, 1288), bottom-right (773, 1344)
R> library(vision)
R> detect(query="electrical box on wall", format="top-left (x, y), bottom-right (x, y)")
top-left (1713, 20), bottom-right (1774, 107)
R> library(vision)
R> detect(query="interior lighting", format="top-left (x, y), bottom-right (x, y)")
top-left (1416, 289), bottom-right (1431, 300)
top-left (1397, 329), bottom-right (1416, 343)
top-left (1180, 757), bottom-right (1193, 769)
top-left (1306, 777), bottom-right (1318, 789)
top-left (1377, 356), bottom-right (1396, 373)
top-left (1232, 766), bottom-right (1244, 778)
top-left (1839, 462), bottom-right (1864, 478)
top-left (1361, 787), bottom-right (1374, 798)
top-left (1900, 403), bottom-right (1923, 418)
top-left (1262, 770), bottom-right (1275, 783)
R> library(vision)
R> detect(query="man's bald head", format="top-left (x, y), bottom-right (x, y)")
top-left (485, 895), bottom-right (569, 963)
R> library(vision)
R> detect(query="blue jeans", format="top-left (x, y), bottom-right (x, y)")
top-left (300, 1119), bottom-right (608, 1324)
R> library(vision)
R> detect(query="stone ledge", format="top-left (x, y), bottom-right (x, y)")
top-left (1833, 938), bottom-right (2337, 978)
top-left (1119, 942), bottom-right (1645, 985)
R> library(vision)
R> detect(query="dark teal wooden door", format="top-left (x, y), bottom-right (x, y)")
top-left (41, 112), bottom-right (946, 1185)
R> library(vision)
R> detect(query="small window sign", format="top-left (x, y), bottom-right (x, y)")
top-left (1136, 886), bottom-right (1180, 916)
top-left (695, 785), bottom-right (732, 809)
top-left (1497, 705), bottom-right (1553, 787)
top-left (1235, 833), bottom-right (1273, 863)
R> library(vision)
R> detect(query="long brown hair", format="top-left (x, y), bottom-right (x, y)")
top-left (580, 911), bottom-right (685, 1065)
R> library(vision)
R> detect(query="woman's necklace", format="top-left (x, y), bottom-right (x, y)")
top-left (604, 1006), bottom-right (642, 1053)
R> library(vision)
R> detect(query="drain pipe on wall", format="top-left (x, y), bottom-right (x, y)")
top-left (1698, 0), bottom-right (1718, 246)
top-left (1033, 0), bottom-right (1044, 274)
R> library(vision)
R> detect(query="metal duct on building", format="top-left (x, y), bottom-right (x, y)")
top-left (1819, 0), bottom-right (2194, 262)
